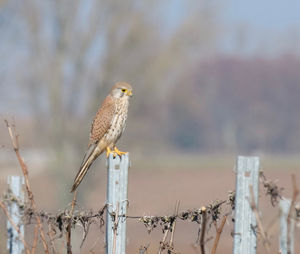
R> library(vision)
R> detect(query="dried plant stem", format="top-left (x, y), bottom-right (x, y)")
top-left (0, 201), bottom-right (31, 254)
top-left (48, 224), bottom-right (57, 254)
top-left (169, 200), bottom-right (180, 249)
top-left (66, 191), bottom-right (77, 254)
top-left (200, 206), bottom-right (207, 254)
top-left (287, 174), bottom-right (299, 254)
top-left (249, 185), bottom-right (270, 252)
top-left (158, 227), bottom-right (170, 254)
top-left (31, 225), bottom-right (39, 254)
top-left (5, 120), bottom-right (50, 254)
top-left (211, 215), bottom-right (227, 254)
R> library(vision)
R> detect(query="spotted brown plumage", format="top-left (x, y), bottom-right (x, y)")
top-left (71, 82), bottom-right (132, 192)
top-left (89, 96), bottom-right (116, 143)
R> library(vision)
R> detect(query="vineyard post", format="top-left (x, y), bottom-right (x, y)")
top-left (279, 198), bottom-right (294, 254)
top-left (7, 176), bottom-right (25, 254)
top-left (233, 156), bottom-right (260, 254)
top-left (106, 154), bottom-right (130, 254)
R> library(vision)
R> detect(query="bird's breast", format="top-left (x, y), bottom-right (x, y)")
top-left (104, 98), bottom-right (129, 144)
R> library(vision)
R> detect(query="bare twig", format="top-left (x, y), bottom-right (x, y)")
top-left (157, 201), bottom-right (181, 254)
top-left (4, 119), bottom-right (50, 254)
top-left (31, 225), bottom-right (39, 254)
top-left (249, 185), bottom-right (270, 252)
top-left (66, 191), bottom-right (77, 254)
top-left (200, 206), bottom-right (207, 254)
top-left (0, 201), bottom-right (31, 254)
top-left (287, 174), bottom-right (299, 254)
top-left (211, 215), bottom-right (227, 254)
top-left (48, 224), bottom-right (57, 254)
top-left (169, 200), bottom-right (180, 249)
top-left (158, 222), bottom-right (170, 254)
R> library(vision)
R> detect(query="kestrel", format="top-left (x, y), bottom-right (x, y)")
top-left (71, 82), bottom-right (133, 192)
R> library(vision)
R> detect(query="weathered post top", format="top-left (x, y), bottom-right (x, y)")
top-left (7, 176), bottom-right (25, 254)
top-left (106, 153), bottom-right (130, 254)
top-left (279, 198), bottom-right (294, 254)
top-left (233, 156), bottom-right (260, 254)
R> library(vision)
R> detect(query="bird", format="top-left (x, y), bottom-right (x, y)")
top-left (70, 82), bottom-right (133, 192)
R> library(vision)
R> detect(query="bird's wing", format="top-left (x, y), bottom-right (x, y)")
top-left (70, 96), bottom-right (116, 192)
top-left (89, 95), bottom-right (116, 143)
top-left (79, 142), bottom-right (98, 168)
top-left (80, 94), bottom-right (116, 168)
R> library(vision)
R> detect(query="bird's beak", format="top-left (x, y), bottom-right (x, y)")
top-left (127, 90), bottom-right (133, 97)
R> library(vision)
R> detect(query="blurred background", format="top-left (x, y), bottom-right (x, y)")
top-left (1, 0), bottom-right (300, 253)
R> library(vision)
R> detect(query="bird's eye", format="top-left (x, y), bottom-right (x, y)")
top-left (121, 89), bottom-right (126, 92)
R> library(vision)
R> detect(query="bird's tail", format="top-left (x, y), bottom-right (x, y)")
top-left (70, 143), bottom-right (102, 192)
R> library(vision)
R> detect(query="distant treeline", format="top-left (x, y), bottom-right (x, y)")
top-left (167, 55), bottom-right (300, 153)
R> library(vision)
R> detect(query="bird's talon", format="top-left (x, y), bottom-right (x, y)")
top-left (106, 147), bottom-right (114, 158)
top-left (114, 147), bottom-right (127, 157)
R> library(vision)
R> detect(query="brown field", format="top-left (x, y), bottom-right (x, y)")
top-left (1, 155), bottom-right (300, 253)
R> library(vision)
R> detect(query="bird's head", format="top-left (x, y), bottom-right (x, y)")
top-left (111, 82), bottom-right (133, 99)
